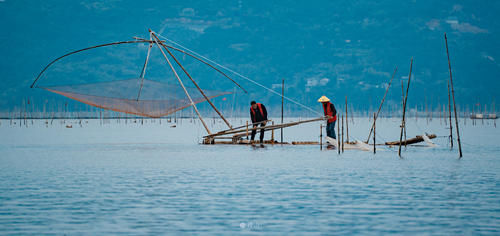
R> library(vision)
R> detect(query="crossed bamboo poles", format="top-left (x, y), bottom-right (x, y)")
top-left (31, 29), bottom-right (250, 135)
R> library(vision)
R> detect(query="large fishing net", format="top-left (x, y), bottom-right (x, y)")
top-left (32, 37), bottom-right (240, 118)
top-left (40, 78), bottom-right (231, 118)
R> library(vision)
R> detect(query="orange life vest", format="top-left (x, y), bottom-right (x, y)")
top-left (323, 102), bottom-right (337, 123)
top-left (250, 103), bottom-right (265, 121)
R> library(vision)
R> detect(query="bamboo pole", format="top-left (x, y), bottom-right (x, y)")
top-left (320, 124), bottom-right (323, 150)
top-left (206, 117), bottom-right (323, 138)
top-left (337, 120), bottom-right (340, 154)
top-left (281, 78), bottom-right (284, 143)
top-left (447, 80), bottom-right (454, 148)
top-left (401, 79), bottom-right (407, 144)
top-left (373, 112), bottom-right (376, 154)
top-left (399, 58), bottom-right (413, 157)
top-left (136, 34), bottom-right (153, 101)
top-left (445, 33), bottom-right (463, 158)
top-left (222, 119), bottom-right (269, 132)
top-left (153, 32), bottom-right (233, 131)
top-left (341, 114), bottom-right (344, 153)
top-left (150, 31), bottom-right (211, 134)
top-left (366, 67), bottom-right (397, 143)
top-left (225, 119), bottom-right (324, 140)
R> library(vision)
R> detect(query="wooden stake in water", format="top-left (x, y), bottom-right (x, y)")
top-left (341, 114), bottom-right (344, 153)
top-left (445, 33), bottom-right (463, 158)
top-left (373, 112), bottom-right (376, 154)
top-left (447, 80), bottom-right (454, 148)
top-left (320, 124), bottom-right (323, 150)
top-left (337, 120), bottom-right (341, 154)
top-left (401, 79), bottom-right (407, 142)
top-left (399, 58), bottom-right (413, 157)
top-left (281, 78), bottom-right (284, 144)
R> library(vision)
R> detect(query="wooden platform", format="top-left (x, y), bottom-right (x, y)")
top-left (202, 117), bottom-right (325, 144)
top-left (207, 139), bottom-right (323, 145)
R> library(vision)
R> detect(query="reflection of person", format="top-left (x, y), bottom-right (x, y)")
top-left (318, 96), bottom-right (337, 139)
top-left (250, 101), bottom-right (268, 144)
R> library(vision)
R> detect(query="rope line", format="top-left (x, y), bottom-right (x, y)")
top-left (154, 31), bottom-right (322, 116)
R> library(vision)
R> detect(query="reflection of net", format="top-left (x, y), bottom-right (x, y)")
top-left (40, 78), bottom-right (231, 118)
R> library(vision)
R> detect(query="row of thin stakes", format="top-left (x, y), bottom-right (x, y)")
top-left (321, 33), bottom-right (464, 158)
top-left (397, 33), bottom-right (463, 158)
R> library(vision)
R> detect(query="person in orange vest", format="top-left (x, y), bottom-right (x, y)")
top-left (250, 101), bottom-right (268, 144)
top-left (318, 96), bottom-right (337, 139)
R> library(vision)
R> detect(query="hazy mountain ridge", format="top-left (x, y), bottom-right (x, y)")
top-left (0, 0), bottom-right (498, 113)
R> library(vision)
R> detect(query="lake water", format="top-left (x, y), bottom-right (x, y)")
top-left (0, 117), bottom-right (499, 234)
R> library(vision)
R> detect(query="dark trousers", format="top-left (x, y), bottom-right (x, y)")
top-left (251, 123), bottom-right (266, 143)
top-left (326, 120), bottom-right (336, 139)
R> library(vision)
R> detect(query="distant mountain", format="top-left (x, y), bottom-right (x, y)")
top-left (1, 0), bottom-right (498, 114)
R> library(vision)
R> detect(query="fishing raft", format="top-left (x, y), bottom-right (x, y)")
top-left (202, 118), bottom-right (324, 144)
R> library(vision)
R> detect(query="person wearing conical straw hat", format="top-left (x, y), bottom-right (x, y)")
top-left (318, 96), bottom-right (337, 139)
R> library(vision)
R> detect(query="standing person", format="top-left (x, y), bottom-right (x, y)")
top-left (250, 101), bottom-right (268, 144)
top-left (318, 96), bottom-right (337, 139)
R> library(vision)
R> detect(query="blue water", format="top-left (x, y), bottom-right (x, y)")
top-left (1, 118), bottom-right (499, 234)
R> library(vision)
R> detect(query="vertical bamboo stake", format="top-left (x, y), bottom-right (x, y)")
top-left (445, 33), bottom-right (463, 158)
top-left (137, 34), bottom-right (153, 101)
top-left (402, 80), bottom-right (407, 145)
top-left (399, 58), bottom-right (413, 157)
top-left (281, 79), bottom-right (285, 144)
top-left (337, 120), bottom-right (340, 154)
top-left (320, 124), bottom-right (323, 150)
top-left (373, 112), bottom-right (376, 154)
top-left (341, 114), bottom-right (344, 153)
top-left (447, 80), bottom-right (454, 148)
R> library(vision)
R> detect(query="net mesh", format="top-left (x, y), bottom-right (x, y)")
top-left (40, 78), bottom-right (231, 118)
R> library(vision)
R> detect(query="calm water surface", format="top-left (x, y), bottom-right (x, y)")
top-left (0, 118), bottom-right (499, 234)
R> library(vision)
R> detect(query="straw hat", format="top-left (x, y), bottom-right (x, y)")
top-left (317, 96), bottom-right (330, 102)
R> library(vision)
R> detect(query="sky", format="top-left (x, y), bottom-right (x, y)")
top-left (0, 0), bottom-right (499, 115)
